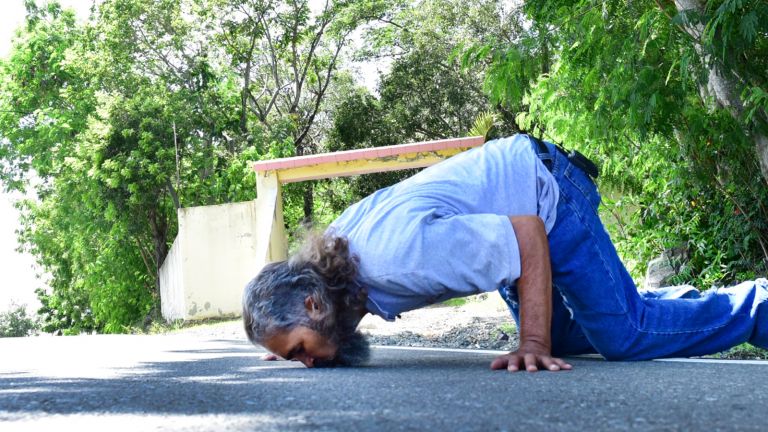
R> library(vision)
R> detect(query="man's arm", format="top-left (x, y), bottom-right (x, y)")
top-left (490, 215), bottom-right (573, 372)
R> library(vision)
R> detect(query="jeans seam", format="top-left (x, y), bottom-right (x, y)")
top-left (627, 323), bottom-right (730, 335)
top-left (561, 189), bottom-right (625, 313)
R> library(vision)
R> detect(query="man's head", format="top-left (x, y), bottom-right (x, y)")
top-left (242, 234), bottom-right (370, 367)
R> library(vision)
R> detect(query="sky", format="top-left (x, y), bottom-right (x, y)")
top-left (0, 0), bottom-right (94, 313)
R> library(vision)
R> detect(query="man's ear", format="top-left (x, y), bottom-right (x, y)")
top-left (304, 295), bottom-right (324, 321)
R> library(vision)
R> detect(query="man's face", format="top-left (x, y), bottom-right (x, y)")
top-left (263, 325), bottom-right (337, 368)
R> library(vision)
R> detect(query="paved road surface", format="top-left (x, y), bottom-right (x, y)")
top-left (2, 334), bottom-right (767, 431)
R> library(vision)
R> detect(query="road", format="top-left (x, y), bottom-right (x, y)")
top-left (2, 334), bottom-right (767, 431)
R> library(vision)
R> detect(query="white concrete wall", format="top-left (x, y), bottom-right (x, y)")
top-left (160, 200), bottom-right (259, 321)
top-left (159, 235), bottom-right (185, 321)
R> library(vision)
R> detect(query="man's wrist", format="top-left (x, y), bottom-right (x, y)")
top-left (518, 337), bottom-right (551, 353)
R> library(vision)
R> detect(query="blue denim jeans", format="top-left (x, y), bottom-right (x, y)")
top-left (499, 140), bottom-right (768, 360)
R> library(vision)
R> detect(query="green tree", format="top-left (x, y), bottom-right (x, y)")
top-left (667, 0), bottom-right (768, 180)
top-left (1, 2), bottom-right (102, 332)
top-left (0, 0), bottom-right (399, 333)
top-left (1, 0), bottom-right (237, 332)
top-left (322, 0), bottom-right (509, 208)
top-left (0, 303), bottom-right (39, 337)
top-left (472, 0), bottom-right (768, 284)
top-left (200, 0), bottom-right (399, 220)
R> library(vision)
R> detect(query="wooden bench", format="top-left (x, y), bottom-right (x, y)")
top-left (251, 136), bottom-right (486, 266)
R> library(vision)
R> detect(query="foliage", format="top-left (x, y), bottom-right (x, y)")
top-left (2, 0), bottom-right (262, 332)
top-left (440, 297), bottom-right (469, 307)
top-left (468, 111), bottom-right (497, 140)
top-left (497, 322), bottom-right (517, 337)
top-left (0, 303), bottom-right (40, 337)
top-left (465, 0), bottom-right (768, 286)
top-left (321, 0), bottom-right (504, 211)
top-left (711, 342), bottom-right (768, 360)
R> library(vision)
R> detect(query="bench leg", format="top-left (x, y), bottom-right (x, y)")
top-left (255, 171), bottom-right (288, 269)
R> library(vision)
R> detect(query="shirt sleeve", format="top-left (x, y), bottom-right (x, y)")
top-left (367, 211), bottom-right (521, 303)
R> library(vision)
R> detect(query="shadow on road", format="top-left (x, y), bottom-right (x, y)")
top-left (0, 339), bottom-right (497, 418)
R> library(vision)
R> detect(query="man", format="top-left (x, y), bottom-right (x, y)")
top-left (242, 134), bottom-right (768, 372)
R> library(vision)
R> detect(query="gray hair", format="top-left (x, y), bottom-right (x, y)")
top-left (242, 232), bottom-right (366, 345)
top-left (242, 261), bottom-right (322, 344)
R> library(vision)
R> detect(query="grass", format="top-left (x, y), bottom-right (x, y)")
top-left (492, 322), bottom-right (517, 341)
top-left (435, 293), bottom-right (490, 308)
top-left (705, 343), bottom-right (768, 360)
top-left (498, 322), bottom-right (516, 335)
top-left (439, 298), bottom-right (469, 307)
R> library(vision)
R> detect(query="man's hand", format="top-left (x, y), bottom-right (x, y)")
top-left (490, 341), bottom-right (572, 372)
top-left (493, 216), bottom-right (571, 373)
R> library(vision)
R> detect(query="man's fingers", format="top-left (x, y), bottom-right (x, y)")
top-left (261, 353), bottom-right (279, 361)
top-left (524, 353), bottom-right (539, 372)
top-left (540, 356), bottom-right (560, 371)
top-left (490, 354), bottom-right (522, 371)
top-left (490, 354), bottom-right (509, 370)
top-left (554, 357), bottom-right (573, 370)
top-left (491, 352), bottom-right (573, 373)
top-left (507, 354), bottom-right (522, 372)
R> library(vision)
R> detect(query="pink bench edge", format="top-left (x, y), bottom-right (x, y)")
top-left (252, 136), bottom-right (484, 173)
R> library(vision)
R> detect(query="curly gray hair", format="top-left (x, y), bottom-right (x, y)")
top-left (242, 232), bottom-right (370, 366)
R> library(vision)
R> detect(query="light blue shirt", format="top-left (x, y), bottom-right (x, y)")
top-left (329, 135), bottom-right (559, 321)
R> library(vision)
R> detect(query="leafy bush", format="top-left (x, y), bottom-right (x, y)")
top-left (0, 303), bottom-right (40, 337)
top-left (465, 0), bottom-right (768, 287)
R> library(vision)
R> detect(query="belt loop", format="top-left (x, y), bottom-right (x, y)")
top-left (527, 134), bottom-right (553, 172)
top-left (527, 134), bottom-right (600, 181)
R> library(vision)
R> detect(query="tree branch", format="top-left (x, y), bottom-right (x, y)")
top-left (240, 31), bottom-right (259, 133)
top-left (165, 178), bottom-right (180, 211)
top-left (258, 12), bottom-right (285, 120)
top-left (294, 29), bottom-right (350, 148)
top-left (293, 0), bottom-right (332, 112)
top-left (134, 236), bottom-right (157, 284)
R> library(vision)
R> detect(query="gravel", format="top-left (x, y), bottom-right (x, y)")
top-left (364, 316), bottom-right (518, 351)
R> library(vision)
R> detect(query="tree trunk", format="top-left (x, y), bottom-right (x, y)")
top-left (294, 141), bottom-right (314, 222)
top-left (758, 135), bottom-right (768, 185)
top-left (673, 0), bottom-right (768, 183)
top-left (148, 207), bottom-right (169, 295)
top-left (303, 183), bottom-right (314, 222)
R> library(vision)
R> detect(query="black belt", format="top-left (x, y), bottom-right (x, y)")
top-left (528, 135), bottom-right (599, 181)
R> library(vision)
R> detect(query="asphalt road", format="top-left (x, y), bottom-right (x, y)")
top-left (2, 334), bottom-right (767, 431)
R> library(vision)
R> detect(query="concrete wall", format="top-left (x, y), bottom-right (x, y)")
top-left (159, 236), bottom-right (184, 321)
top-left (159, 200), bottom-right (259, 321)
